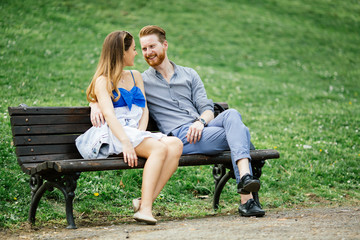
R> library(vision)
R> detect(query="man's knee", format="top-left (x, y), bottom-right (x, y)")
top-left (224, 108), bottom-right (242, 120)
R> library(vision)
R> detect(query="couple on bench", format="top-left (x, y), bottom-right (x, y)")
top-left (75, 25), bottom-right (264, 225)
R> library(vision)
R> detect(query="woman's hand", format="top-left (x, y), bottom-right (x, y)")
top-left (122, 141), bottom-right (138, 167)
top-left (90, 102), bottom-right (105, 127)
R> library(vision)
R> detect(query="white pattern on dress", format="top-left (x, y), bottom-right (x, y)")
top-left (75, 105), bottom-right (165, 159)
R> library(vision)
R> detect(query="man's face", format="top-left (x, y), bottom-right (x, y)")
top-left (140, 34), bottom-right (167, 67)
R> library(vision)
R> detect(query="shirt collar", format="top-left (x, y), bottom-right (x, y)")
top-left (150, 61), bottom-right (178, 78)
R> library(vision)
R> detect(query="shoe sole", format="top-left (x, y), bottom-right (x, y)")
top-left (134, 217), bottom-right (157, 225)
top-left (240, 211), bottom-right (265, 217)
top-left (237, 189), bottom-right (250, 194)
top-left (237, 181), bottom-right (260, 194)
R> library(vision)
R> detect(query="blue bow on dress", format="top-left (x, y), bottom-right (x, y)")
top-left (113, 86), bottom-right (146, 110)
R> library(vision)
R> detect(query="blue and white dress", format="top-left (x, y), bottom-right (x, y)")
top-left (75, 71), bottom-right (165, 159)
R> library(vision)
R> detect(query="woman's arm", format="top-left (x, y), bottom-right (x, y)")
top-left (89, 102), bottom-right (104, 127)
top-left (94, 77), bottom-right (138, 167)
top-left (133, 71), bottom-right (149, 131)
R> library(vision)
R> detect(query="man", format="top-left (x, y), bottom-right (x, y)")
top-left (91, 25), bottom-right (265, 217)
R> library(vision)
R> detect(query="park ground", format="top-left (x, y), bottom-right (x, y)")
top-left (2, 206), bottom-right (359, 239)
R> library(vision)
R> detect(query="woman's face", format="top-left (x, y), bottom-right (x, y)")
top-left (123, 39), bottom-right (137, 67)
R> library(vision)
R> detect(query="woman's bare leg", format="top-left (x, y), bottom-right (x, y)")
top-left (151, 137), bottom-right (182, 201)
top-left (134, 138), bottom-right (167, 218)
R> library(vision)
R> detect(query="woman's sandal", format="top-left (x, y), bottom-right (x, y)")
top-left (132, 198), bottom-right (141, 212)
top-left (133, 212), bottom-right (157, 225)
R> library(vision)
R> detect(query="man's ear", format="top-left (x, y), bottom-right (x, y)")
top-left (163, 40), bottom-right (168, 50)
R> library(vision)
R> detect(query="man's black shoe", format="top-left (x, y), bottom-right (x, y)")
top-left (237, 174), bottom-right (260, 194)
top-left (238, 199), bottom-right (265, 217)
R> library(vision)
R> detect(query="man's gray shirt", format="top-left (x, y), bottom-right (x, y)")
top-left (142, 62), bottom-right (214, 135)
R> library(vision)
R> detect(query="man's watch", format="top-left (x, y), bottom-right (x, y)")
top-left (196, 117), bottom-right (207, 126)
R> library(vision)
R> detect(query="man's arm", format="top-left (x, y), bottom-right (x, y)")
top-left (89, 102), bottom-right (105, 127)
top-left (190, 69), bottom-right (214, 115)
top-left (186, 69), bottom-right (215, 144)
top-left (199, 109), bottom-right (214, 125)
top-left (186, 109), bottom-right (214, 144)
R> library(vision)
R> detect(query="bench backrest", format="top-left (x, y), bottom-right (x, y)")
top-left (8, 103), bottom-right (228, 172)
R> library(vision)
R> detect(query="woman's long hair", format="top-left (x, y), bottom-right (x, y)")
top-left (86, 31), bottom-right (133, 102)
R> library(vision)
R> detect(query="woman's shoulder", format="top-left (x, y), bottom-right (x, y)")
top-left (125, 69), bottom-right (142, 77)
top-left (95, 76), bottom-right (108, 86)
top-left (125, 70), bottom-right (143, 83)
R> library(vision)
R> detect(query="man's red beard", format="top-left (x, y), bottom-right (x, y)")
top-left (145, 48), bottom-right (166, 67)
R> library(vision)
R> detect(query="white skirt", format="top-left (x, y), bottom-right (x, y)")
top-left (75, 105), bottom-right (166, 159)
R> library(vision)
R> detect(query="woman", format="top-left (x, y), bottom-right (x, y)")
top-left (75, 31), bottom-right (183, 225)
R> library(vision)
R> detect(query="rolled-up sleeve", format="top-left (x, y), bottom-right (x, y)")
top-left (191, 69), bottom-right (214, 114)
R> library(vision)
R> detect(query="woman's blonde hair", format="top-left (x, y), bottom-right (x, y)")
top-left (86, 31), bottom-right (133, 102)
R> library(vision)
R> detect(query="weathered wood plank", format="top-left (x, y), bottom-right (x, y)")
top-left (8, 103), bottom-right (228, 116)
top-left (39, 156), bottom-right (229, 173)
top-left (15, 144), bottom-right (78, 156)
top-left (8, 106), bottom-right (90, 116)
top-left (10, 115), bottom-right (91, 126)
top-left (24, 150), bottom-right (279, 174)
top-left (18, 153), bottom-right (82, 164)
top-left (13, 134), bottom-right (80, 146)
top-left (12, 124), bottom-right (91, 136)
top-left (21, 163), bottom-right (40, 175)
top-left (250, 149), bottom-right (280, 160)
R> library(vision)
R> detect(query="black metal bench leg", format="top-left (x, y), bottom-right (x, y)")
top-left (63, 173), bottom-right (80, 229)
top-left (29, 175), bottom-right (45, 224)
top-left (55, 173), bottom-right (80, 229)
top-left (213, 170), bottom-right (233, 210)
top-left (28, 173), bottom-right (80, 229)
top-left (212, 164), bottom-right (235, 210)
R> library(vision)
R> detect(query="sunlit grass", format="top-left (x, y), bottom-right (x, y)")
top-left (1, 0), bottom-right (359, 229)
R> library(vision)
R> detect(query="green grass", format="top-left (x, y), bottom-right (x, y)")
top-left (1, 0), bottom-right (359, 229)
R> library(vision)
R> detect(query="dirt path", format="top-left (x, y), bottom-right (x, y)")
top-left (4, 206), bottom-right (360, 240)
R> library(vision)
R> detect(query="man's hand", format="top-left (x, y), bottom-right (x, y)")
top-left (186, 121), bottom-right (205, 144)
top-left (90, 102), bottom-right (105, 127)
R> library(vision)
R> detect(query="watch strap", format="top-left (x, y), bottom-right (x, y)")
top-left (196, 117), bottom-right (207, 126)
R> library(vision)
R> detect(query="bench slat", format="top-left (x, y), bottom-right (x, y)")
top-left (31, 155), bottom-right (232, 174)
top-left (23, 150), bottom-right (279, 175)
top-left (12, 124), bottom-right (91, 136)
top-left (10, 115), bottom-right (91, 126)
top-left (18, 153), bottom-right (82, 165)
top-left (248, 149), bottom-right (280, 161)
top-left (21, 163), bottom-right (40, 175)
top-left (8, 106), bottom-right (90, 116)
top-left (8, 104), bottom-right (228, 116)
top-left (15, 144), bottom-right (78, 156)
top-left (13, 134), bottom-right (80, 146)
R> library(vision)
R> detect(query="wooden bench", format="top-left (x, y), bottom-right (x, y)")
top-left (8, 103), bottom-right (279, 229)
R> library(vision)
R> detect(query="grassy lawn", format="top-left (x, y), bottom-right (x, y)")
top-left (1, 0), bottom-right (359, 229)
